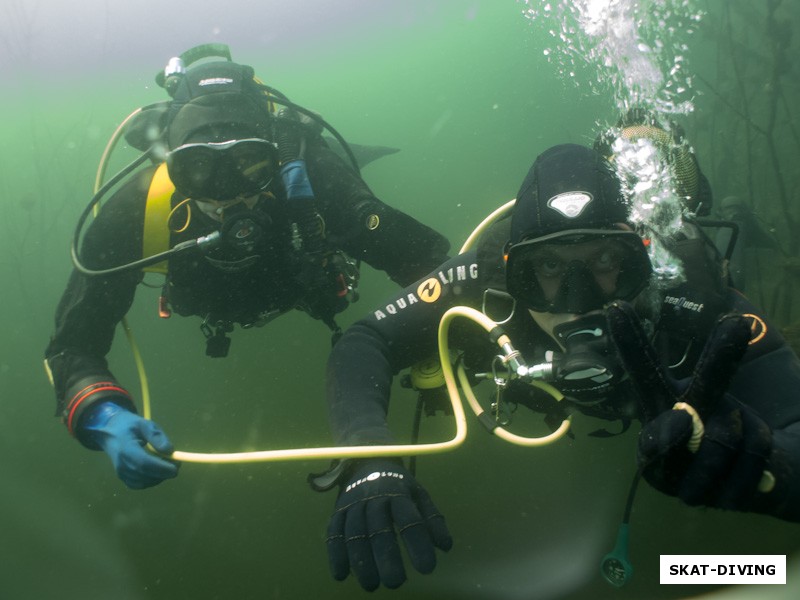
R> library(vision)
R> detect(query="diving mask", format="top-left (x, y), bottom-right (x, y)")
top-left (166, 138), bottom-right (279, 201)
top-left (506, 229), bottom-right (652, 314)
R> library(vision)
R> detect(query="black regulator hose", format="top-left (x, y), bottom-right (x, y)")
top-left (600, 466), bottom-right (644, 587)
top-left (71, 151), bottom-right (220, 277)
top-left (257, 83), bottom-right (361, 176)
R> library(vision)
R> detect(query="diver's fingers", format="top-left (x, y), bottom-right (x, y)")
top-left (605, 301), bottom-right (674, 420)
top-left (682, 314), bottom-right (751, 419)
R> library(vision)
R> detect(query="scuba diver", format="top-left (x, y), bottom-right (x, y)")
top-left (318, 143), bottom-right (800, 591)
top-left (43, 44), bottom-right (450, 489)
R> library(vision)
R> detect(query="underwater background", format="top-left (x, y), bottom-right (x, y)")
top-left (0, 0), bottom-right (799, 598)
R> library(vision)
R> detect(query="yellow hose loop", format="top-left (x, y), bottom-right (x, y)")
top-left (94, 108), bottom-right (144, 200)
top-left (459, 199), bottom-right (516, 254)
top-left (440, 306), bottom-right (571, 447)
top-left (168, 198), bottom-right (193, 233)
top-left (457, 365), bottom-right (571, 446)
top-left (159, 318), bottom-right (469, 462)
top-left (167, 401), bottom-right (467, 463)
top-left (158, 318), bottom-right (469, 462)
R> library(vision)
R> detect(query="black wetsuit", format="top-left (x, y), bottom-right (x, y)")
top-left (326, 220), bottom-right (800, 522)
top-left (46, 139), bottom-right (450, 441)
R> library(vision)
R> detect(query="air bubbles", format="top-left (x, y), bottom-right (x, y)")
top-left (520, 0), bottom-right (703, 118)
top-left (611, 134), bottom-right (686, 285)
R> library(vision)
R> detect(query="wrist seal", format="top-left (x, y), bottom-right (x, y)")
top-left (63, 376), bottom-right (135, 443)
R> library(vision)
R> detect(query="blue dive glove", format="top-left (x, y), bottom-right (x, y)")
top-left (326, 459), bottom-right (452, 591)
top-left (605, 301), bottom-right (773, 511)
top-left (81, 401), bottom-right (180, 489)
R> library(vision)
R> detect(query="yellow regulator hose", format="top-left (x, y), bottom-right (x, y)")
top-left (163, 370), bottom-right (468, 464)
top-left (439, 306), bottom-right (571, 447)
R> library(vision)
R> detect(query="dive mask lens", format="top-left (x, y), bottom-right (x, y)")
top-left (166, 138), bottom-right (278, 200)
top-left (506, 230), bottom-right (652, 313)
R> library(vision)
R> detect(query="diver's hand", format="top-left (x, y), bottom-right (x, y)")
top-left (81, 401), bottom-right (180, 489)
top-left (605, 301), bottom-right (773, 510)
top-left (326, 459), bottom-right (452, 590)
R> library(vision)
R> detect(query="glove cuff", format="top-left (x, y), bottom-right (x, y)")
top-left (308, 457), bottom-right (404, 493)
top-left (63, 376), bottom-right (136, 448)
top-left (343, 458), bottom-right (408, 493)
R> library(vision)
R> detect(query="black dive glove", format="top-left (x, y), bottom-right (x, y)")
top-left (605, 301), bottom-right (775, 512)
top-left (326, 459), bottom-right (452, 591)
